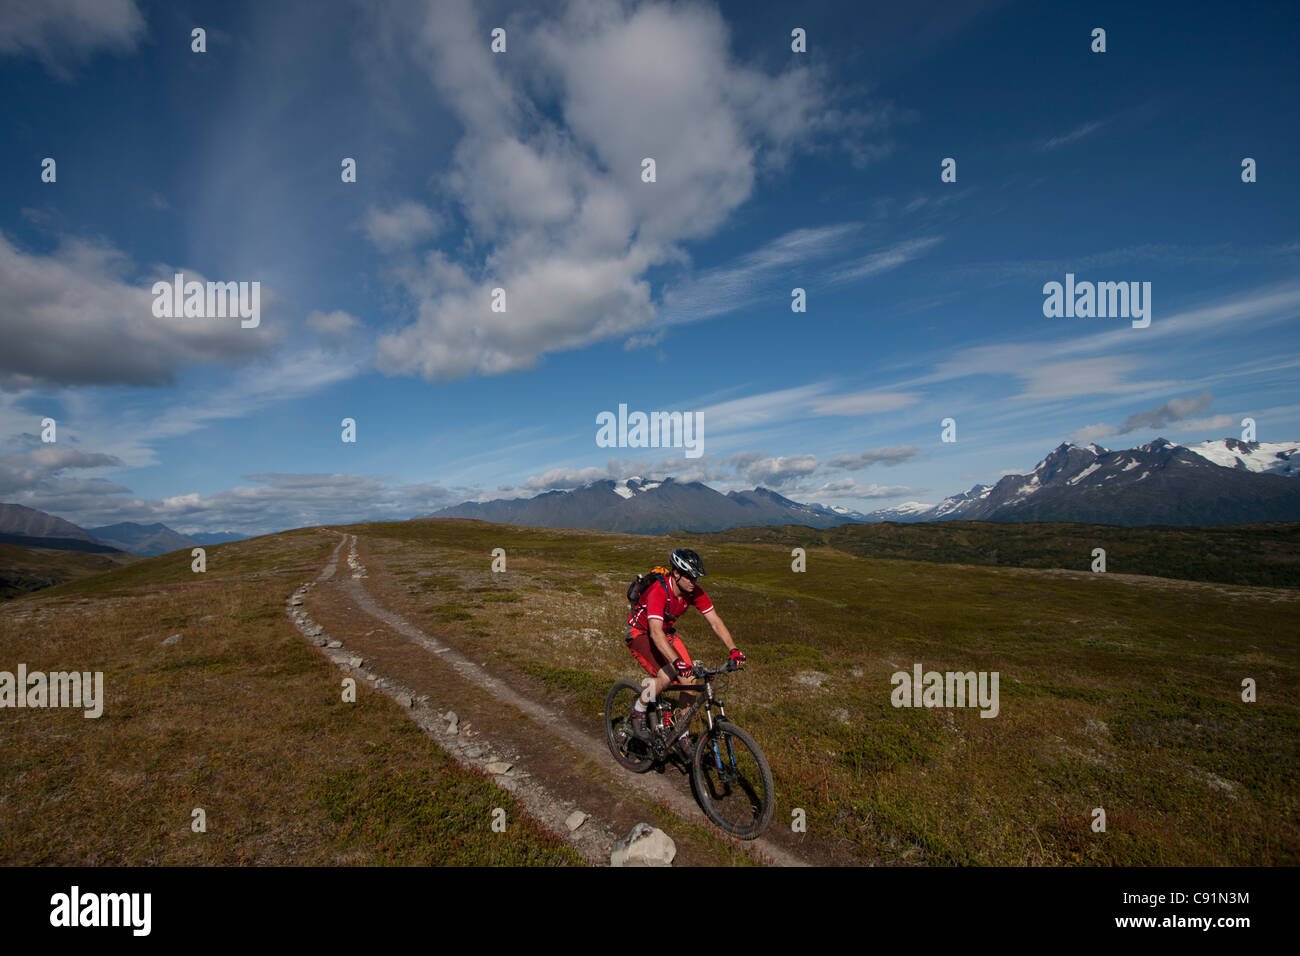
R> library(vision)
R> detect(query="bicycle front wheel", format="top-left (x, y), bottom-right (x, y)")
top-left (691, 720), bottom-right (775, 839)
top-left (604, 680), bottom-right (654, 773)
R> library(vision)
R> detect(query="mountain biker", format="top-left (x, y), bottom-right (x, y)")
top-left (625, 548), bottom-right (745, 755)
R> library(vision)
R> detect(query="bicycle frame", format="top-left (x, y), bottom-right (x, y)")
top-left (652, 664), bottom-right (733, 749)
top-left (654, 669), bottom-right (749, 784)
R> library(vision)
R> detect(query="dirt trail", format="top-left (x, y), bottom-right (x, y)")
top-left (287, 531), bottom-right (812, 867)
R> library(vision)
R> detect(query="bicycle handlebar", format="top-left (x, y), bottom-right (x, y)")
top-left (691, 660), bottom-right (742, 679)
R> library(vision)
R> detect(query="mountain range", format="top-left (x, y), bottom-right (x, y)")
top-left (88, 522), bottom-right (201, 556)
top-left (0, 503), bottom-right (124, 554)
top-left (4, 437), bottom-right (1298, 549)
top-left (84, 524), bottom-right (248, 553)
top-left (0, 505), bottom-right (248, 556)
top-left (874, 438), bottom-right (1300, 525)
top-left (432, 437), bottom-right (1300, 532)
top-left (431, 476), bottom-right (868, 534)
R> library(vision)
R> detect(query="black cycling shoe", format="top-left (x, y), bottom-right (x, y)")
top-left (673, 733), bottom-right (693, 762)
top-left (629, 711), bottom-right (652, 741)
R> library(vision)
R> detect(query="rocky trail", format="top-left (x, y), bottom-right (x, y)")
top-left (285, 531), bottom-right (812, 867)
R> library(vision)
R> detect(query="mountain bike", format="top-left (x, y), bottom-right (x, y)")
top-left (604, 660), bottom-right (774, 840)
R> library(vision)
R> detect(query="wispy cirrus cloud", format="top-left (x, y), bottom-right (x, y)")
top-left (692, 383), bottom-right (922, 441)
top-left (1170, 413), bottom-right (1238, 434)
top-left (1018, 357), bottom-right (1173, 402)
top-left (658, 223), bottom-right (860, 327)
top-left (1034, 118), bottom-right (1108, 152)
top-left (825, 236), bottom-right (943, 285)
top-left (698, 384), bottom-right (831, 433)
top-left (900, 283), bottom-right (1300, 402)
top-left (809, 390), bottom-right (921, 416)
top-left (828, 446), bottom-right (920, 469)
top-left (812, 477), bottom-right (914, 499)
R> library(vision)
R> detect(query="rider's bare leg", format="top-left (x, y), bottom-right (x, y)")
top-left (656, 667), bottom-right (699, 722)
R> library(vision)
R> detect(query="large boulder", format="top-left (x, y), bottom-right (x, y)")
top-left (610, 823), bottom-right (676, 867)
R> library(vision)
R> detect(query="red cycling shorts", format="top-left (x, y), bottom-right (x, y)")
top-left (626, 626), bottom-right (693, 679)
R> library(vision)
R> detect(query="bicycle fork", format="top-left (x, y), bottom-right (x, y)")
top-left (701, 683), bottom-right (741, 781)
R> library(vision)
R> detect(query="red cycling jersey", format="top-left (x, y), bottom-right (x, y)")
top-left (627, 576), bottom-right (714, 632)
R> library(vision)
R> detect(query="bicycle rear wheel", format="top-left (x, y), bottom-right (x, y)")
top-left (604, 680), bottom-right (654, 772)
top-left (692, 720), bottom-right (774, 839)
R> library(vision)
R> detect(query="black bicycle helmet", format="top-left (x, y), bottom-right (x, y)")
top-left (670, 548), bottom-right (706, 578)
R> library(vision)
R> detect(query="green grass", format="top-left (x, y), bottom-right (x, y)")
top-left (0, 528), bottom-right (583, 866)
top-left (703, 520), bottom-right (1300, 588)
top-left (358, 517), bottom-right (1300, 865)
top-left (0, 542), bottom-right (138, 600)
top-left (513, 661), bottom-right (609, 721)
top-left (22, 515), bottom-right (1292, 865)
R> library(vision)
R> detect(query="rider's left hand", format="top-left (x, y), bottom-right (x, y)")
top-left (729, 647), bottom-right (746, 666)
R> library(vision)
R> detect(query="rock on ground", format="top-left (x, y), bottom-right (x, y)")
top-left (610, 823), bottom-right (676, 867)
top-left (793, 670), bottom-right (828, 690)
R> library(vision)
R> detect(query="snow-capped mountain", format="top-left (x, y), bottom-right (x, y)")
top-left (867, 437), bottom-right (1300, 526)
top-left (429, 478), bottom-right (869, 533)
top-left (1184, 438), bottom-right (1300, 476)
top-left (431, 437), bottom-right (1300, 533)
top-left (611, 476), bottom-right (663, 498)
top-left (930, 483), bottom-right (993, 519)
top-left (864, 500), bottom-right (940, 522)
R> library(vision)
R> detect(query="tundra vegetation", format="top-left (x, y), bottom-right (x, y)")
top-left (3, 518), bottom-right (1296, 865)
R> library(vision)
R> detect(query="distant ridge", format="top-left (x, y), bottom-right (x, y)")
top-left (865, 437), bottom-right (1300, 526)
top-left (0, 503), bottom-right (103, 544)
top-left (0, 504), bottom-right (126, 555)
top-left (190, 531), bottom-right (249, 546)
top-left (430, 436), bottom-right (1300, 533)
top-left (0, 532), bottom-right (124, 555)
top-left (88, 522), bottom-right (199, 557)
top-left (0, 505), bottom-right (243, 557)
top-left (429, 477), bottom-right (869, 534)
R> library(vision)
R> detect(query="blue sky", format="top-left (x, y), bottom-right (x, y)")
top-left (2, 0), bottom-right (1297, 534)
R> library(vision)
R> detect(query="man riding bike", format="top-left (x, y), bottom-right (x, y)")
top-left (625, 548), bottom-right (745, 756)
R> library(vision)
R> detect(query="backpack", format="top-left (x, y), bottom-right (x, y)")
top-left (627, 566), bottom-right (672, 606)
